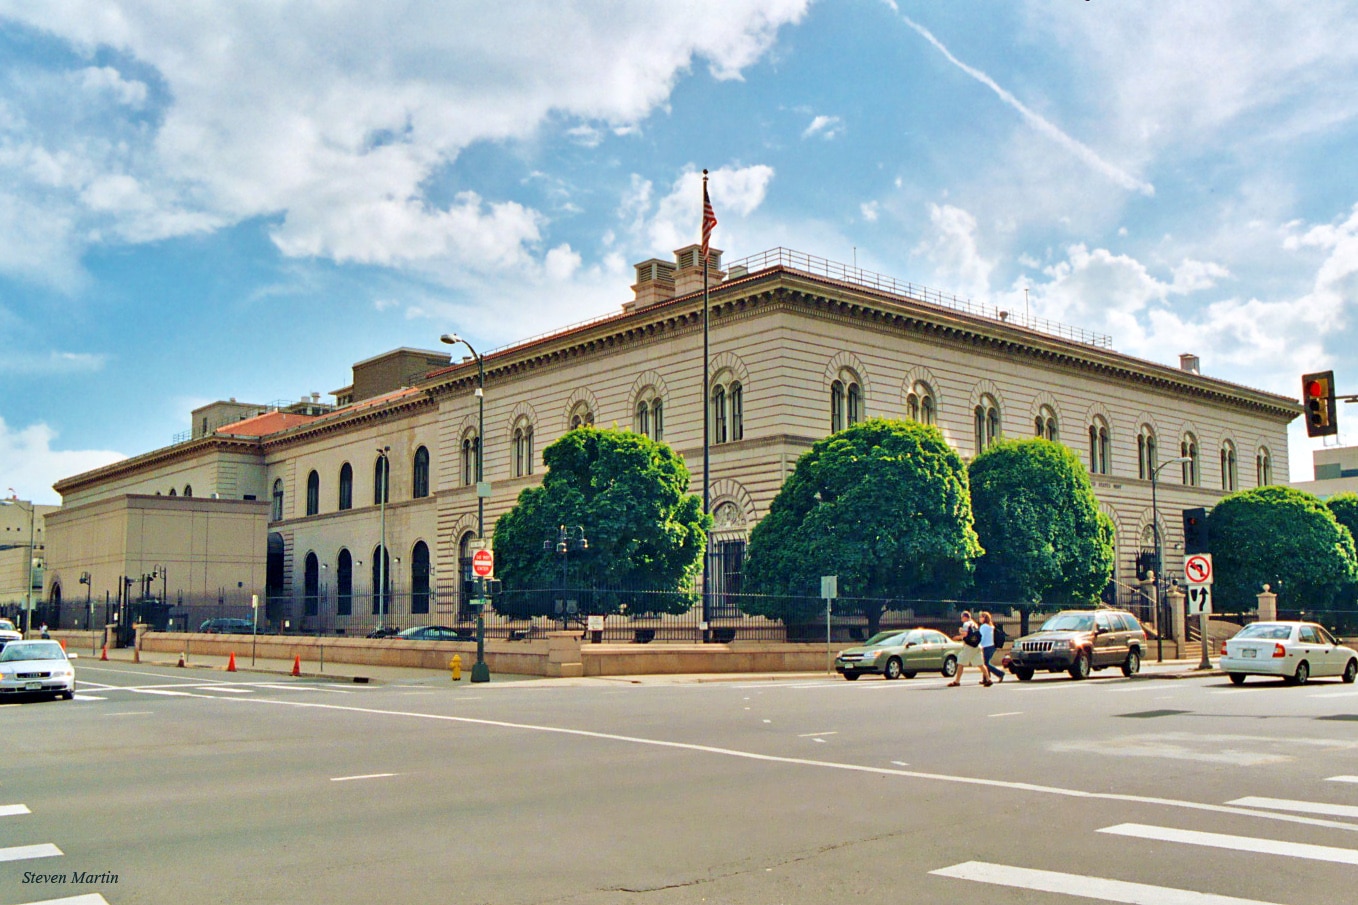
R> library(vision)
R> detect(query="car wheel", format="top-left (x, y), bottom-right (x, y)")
top-left (1121, 649), bottom-right (1141, 678)
top-left (902, 670), bottom-right (917, 679)
top-left (1286, 660), bottom-right (1310, 686)
top-left (842, 671), bottom-right (860, 681)
top-left (1344, 659), bottom-right (1358, 685)
top-left (1069, 650), bottom-right (1091, 680)
top-left (941, 655), bottom-right (958, 678)
top-left (1228, 673), bottom-right (1246, 686)
top-left (1013, 667), bottom-right (1034, 681)
top-left (884, 658), bottom-right (903, 680)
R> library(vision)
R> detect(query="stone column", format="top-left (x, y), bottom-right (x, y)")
top-left (1256, 585), bottom-right (1278, 622)
top-left (1167, 586), bottom-right (1187, 645)
top-left (545, 631), bottom-right (584, 678)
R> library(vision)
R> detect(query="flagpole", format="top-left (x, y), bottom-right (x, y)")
top-left (701, 169), bottom-right (711, 639)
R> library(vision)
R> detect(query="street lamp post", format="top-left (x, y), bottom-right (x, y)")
top-left (1, 496), bottom-right (37, 635)
top-left (1150, 456), bottom-right (1192, 664)
top-left (545, 525), bottom-right (589, 629)
top-left (441, 333), bottom-right (491, 683)
top-left (376, 445), bottom-right (390, 633)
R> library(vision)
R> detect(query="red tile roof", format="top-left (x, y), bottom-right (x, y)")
top-left (214, 411), bottom-right (321, 437)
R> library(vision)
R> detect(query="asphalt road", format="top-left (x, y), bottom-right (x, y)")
top-left (4, 661), bottom-right (1358, 905)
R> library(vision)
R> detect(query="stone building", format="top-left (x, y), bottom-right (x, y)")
top-left (43, 246), bottom-right (1299, 632)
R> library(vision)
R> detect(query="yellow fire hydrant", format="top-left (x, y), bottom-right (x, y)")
top-left (450, 654), bottom-right (462, 681)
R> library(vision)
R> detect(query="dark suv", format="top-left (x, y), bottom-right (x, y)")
top-left (1004, 609), bottom-right (1146, 680)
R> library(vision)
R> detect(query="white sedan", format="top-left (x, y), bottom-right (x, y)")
top-left (1220, 621), bottom-right (1358, 686)
top-left (0, 640), bottom-right (77, 700)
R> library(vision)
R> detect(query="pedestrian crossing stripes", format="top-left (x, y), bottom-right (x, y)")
top-left (0, 842), bottom-right (62, 862)
top-left (1, 803), bottom-right (31, 817)
top-left (1100, 822), bottom-right (1358, 866)
top-left (931, 861), bottom-right (1285, 905)
top-left (1227, 795), bottom-right (1358, 819)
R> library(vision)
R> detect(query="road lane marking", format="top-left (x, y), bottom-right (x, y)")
top-left (930, 861), bottom-right (1284, 905)
top-left (101, 711), bottom-right (153, 716)
top-left (1226, 796), bottom-right (1358, 819)
top-left (210, 693), bottom-right (1358, 835)
top-left (1100, 823), bottom-right (1358, 865)
top-left (1310, 690), bottom-right (1358, 698)
top-left (74, 665), bottom-right (233, 684)
top-left (331, 773), bottom-right (397, 782)
top-left (987, 711), bottom-right (1023, 718)
top-left (0, 843), bottom-right (62, 862)
top-left (129, 688), bottom-right (194, 696)
top-left (0, 804), bottom-right (30, 817)
top-left (71, 695), bottom-right (106, 701)
top-left (797, 731), bottom-right (838, 737)
top-left (202, 687), bottom-right (254, 694)
top-left (256, 684), bottom-right (352, 694)
top-left (1326, 775), bottom-right (1358, 783)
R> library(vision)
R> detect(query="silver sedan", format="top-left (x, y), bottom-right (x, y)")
top-left (0, 639), bottom-right (77, 700)
top-left (1220, 621), bottom-right (1358, 686)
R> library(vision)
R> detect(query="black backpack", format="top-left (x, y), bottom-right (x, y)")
top-left (993, 623), bottom-right (1007, 647)
top-left (963, 625), bottom-right (981, 647)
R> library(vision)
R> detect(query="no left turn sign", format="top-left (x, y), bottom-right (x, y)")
top-left (1185, 553), bottom-right (1213, 586)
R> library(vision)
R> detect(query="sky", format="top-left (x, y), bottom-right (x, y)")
top-left (3, 0), bottom-right (1358, 505)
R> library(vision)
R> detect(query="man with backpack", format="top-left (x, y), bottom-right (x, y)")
top-left (948, 610), bottom-right (991, 687)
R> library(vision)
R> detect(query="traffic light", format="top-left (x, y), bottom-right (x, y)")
top-left (1182, 507), bottom-right (1209, 555)
top-left (1302, 370), bottom-right (1338, 437)
top-left (483, 579), bottom-right (502, 596)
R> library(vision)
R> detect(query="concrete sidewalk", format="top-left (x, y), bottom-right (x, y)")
top-left (80, 644), bottom-right (1221, 687)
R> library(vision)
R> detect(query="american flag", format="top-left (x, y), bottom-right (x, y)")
top-left (700, 175), bottom-right (717, 260)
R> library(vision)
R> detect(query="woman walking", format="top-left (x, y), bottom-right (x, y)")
top-left (979, 611), bottom-right (1005, 683)
top-left (948, 610), bottom-right (991, 687)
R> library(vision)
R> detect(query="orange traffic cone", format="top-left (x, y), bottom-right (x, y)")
top-left (177, 652), bottom-right (186, 668)
top-left (291, 655), bottom-right (301, 677)
top-left (100, 644), bottom-right (108, 661)
top-left (227, 652), bottom-right (237, 672)
top-left (59, 639), bottom-right (66, 650)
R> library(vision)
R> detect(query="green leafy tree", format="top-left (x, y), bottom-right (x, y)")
top-left (492, 427), bottom-right (710, 616)
top-left (968, 438), bottom-right (1115, 612)
top-left (1326, 493), bottom-right (1358, 549)
top-left (1208, 486), bottom-right (1358, 613)
top-left (742, 418), bottom-right (982, 634)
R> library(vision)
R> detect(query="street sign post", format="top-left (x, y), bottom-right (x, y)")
top-left (1184, 553), bottom-right (1213, 586)
top-left (821, 575), bottom-right (838, 675)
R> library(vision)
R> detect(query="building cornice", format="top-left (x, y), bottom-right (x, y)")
top-left (52, 436), bottom-right (263, 496)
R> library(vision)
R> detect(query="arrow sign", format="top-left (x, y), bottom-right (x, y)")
top-left (1185, 553), bottom-right (1213, 586)
top-left (1187, 585), bottom-right (1213, 616)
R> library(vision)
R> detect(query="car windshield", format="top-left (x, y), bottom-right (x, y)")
top-left (1235, 623), bottom-right (1293, 641)
top-left (0, 618), bottom-right (15, 631)
top-left (397, 627), bottom-right (426, 638)
top-left (1040, 613), bottom-right (1095, 632)
top-left (863, 631), bottom-right (907, 647)
top-left (0, 641), bottom-right (66, 662)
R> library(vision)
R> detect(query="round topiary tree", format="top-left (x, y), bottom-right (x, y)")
top-left (968, 438), bottom-right (1115, 611)
top-left (742, 418), bottom-right (982, 635)
top-left (1208, 486), bottom-right (1358, 613)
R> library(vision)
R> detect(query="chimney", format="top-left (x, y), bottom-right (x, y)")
top-left (672, 244), bottom-right (723, 296)
top-left (628, 258), bottom-right (677, 310)
top-left (1179, 353), bottom-right (1201, 375)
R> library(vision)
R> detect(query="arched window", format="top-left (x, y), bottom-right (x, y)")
top-left (169, 488), bottom-right (177, 497)
top-left (729, 382), bottom-right (743, 441)
top-left (830, 370), bottom-right (862, 433)
top-left (371, 544), bottom-right (392, 615)
top-left (337, 549), bottom-right (353, 616)
top-left (338, 463), bottom-right (353, 511)
top-left (513, 419), bottom-right (534, 477)
top-left (306, 470), bottom-right (320, 516)
top-left (412, 446), bottom-right (430, 499)
top-left (271, 478), bottom-right (284, 521)
top-left (974, 394), bottom-right (1000, 452)
top-left (712, 384), bottom-right (728, 444)
top-left (1180, 435), bottom-right (1199, 486)
top-left (461, 433), bottom-right (479, 487)
top-left (411, 541), bottom-right (431, 615)
top-left (906, 382), bottom-right (936, 425)
top-left (183, 484), bottom-right (192, 497)
top-left (1137, 425), bottom-right (1157, 480)
top-left (1034, 405), bottom-right (1058, 441)
top-left (568, 403), bottom-right (593, 430)
top-left (1221, 440), bottom-right (1238, 491)
top-left (373, 454), bottom-right (390, 505)
top-left (1256, 447), bottom-right (1273, 486)
top-left (636, 400), bottom-right (650, 438)
top-left (304, 552), bottom-right (320, 617)
top-left (1088, 417), bottom-right (1111, 475)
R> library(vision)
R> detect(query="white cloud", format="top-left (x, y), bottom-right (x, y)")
top-left (0, 0), bottom-right (810, 284)
top-left (911, 203), bottom-right (994, 300)
top-left (0, 417), bottom-right (125, 505)
top-left (634, 164), bottom-right (776, 256)
top-left (860, 201), bottom-right (879, 222)
top-left (802, 114), bottom-right (843, 140)
top-left (0, 349), bottom-right (106, 376)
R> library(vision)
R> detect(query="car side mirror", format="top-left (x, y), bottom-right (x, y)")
top-left (905, 641), bottom-right (915, 648)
